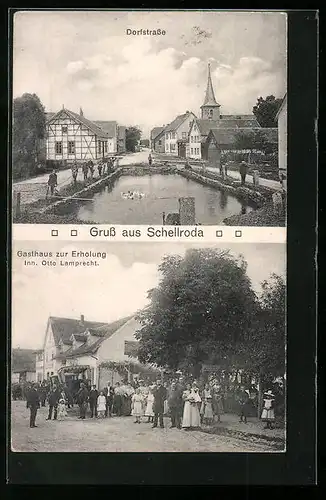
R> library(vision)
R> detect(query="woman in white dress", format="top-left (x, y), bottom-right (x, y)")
top-left (182, 383), bottom-right (202, 430)
top-left (200, 383), bottom-right (214, 425)
top-left (145, 387), bottom-right (155, 423)
top-left (132, 388), bottom-right (144, 424)
top-left (97, 391), bottom-right (106, 418)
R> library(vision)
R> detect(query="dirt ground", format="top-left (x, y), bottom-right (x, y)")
top-left (11, 401), bottom-right (278, 453)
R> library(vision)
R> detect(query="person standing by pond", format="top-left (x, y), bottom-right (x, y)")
top-left (26, 383), bottom-right (40, 428)
top-left (47, 169), bottom-right (58, 197)
top-left (97, 161), bottom-right (103, 177)
top-left (148, 153), bottom-right (152, 167)
top-left (239, 161), bottom-right (248, 185)
top-left (82, 162), bottom-right (89, 181)
top-left (89, 160), bottom-right (95, 179)
top-left (71, 162), bottom-right (78, 184)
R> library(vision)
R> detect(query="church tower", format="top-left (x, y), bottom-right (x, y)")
top-left (200, 63), bottom-right (220, 121)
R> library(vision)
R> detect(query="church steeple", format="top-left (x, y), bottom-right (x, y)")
top-left (200, 63), bottom-right (221, 120)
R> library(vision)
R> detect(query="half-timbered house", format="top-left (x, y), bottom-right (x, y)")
top-left (46, 107), bottom-right (112, 163)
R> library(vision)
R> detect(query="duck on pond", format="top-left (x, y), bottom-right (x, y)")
top-left (121, 190), bottom-right (145, 200)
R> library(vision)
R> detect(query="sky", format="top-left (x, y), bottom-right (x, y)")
top-left (13, 10), bottom-right (287, 136)
top-left (12, 241), bottom-right (286, 349)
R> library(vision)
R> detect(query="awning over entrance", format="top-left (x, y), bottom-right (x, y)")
top-left (58, 365), bottom-right (90, 375)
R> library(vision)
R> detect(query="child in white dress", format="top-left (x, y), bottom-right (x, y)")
top-left (57, 393), bottom-right (67, 420)
top-left (132, 388), bottom-right (144, 424)
top-left (145, 387), bottom-right (154, 423)
top-left (97, 391), bottom-right (106, 418)
top-left (261, 390), bottom-right (275, 429)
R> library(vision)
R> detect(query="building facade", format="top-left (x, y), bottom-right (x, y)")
top-left (36, 314), bottom-right (143, 388)
top-left (12, 348), bottom-right (37, 384)
top-left (150, 126), bottom-right (165, 153)
top-left (46, 108), bottom-right (120, 163)
top-left (164, 112), bottom-right (197, 155)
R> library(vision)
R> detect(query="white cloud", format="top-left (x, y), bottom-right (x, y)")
top-left (13, 11), bottom-right (286, 136)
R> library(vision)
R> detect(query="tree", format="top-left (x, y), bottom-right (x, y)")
top-left (125, 126), bottom-right (142, 152)
top-left (234, 129), bottom-right (268, 162)
top-left (236, 273), bottom-right (286, 378)
top-left (12, 93), bottom-right (46, 179)
top-left (252, 95), bottom-right (283, 128)
top-left (135, 248), bottom-right (259, 378)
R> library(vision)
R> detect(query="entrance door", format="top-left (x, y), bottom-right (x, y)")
top-left (178, 143), bottom-right (186, 158)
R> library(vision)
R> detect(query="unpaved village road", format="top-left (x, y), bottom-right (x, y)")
top-left (11, 401), bottom-right (275, 453)
top-left (12, 151), bottom-right (152, 206)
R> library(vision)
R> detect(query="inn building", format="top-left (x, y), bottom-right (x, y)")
top-left (35, 314), bottom-right (148, 388)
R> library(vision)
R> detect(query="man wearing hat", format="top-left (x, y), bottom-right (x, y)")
top-left (26, 383), bottom-right (40, 428)
top-left (239, 161), bottom-right (248, 185)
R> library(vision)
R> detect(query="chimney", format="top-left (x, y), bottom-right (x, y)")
top-left (80, 314), bottom-right (85, 325)
top-left (79, 107), bottom-right (84, 117)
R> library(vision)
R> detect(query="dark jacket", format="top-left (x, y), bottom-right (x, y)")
top-left (48, 389), bottom-right (61, 406)
top-left (48, 172), bottom-right (57, 186)
top-left (239, 163), bottom-right (248, 175)
top-left (26, 388), bottom-right (40, 409)
top-left (153, 385), bottom-right (167, 414)
top-left (77, 387), bottom-right (89, 405)
top-left (89, 389), bottom-right (99, 403)
top-left (167, 385), bottom-right (183, 409)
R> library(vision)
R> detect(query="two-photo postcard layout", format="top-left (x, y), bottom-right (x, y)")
top-left (8, 9), bottom-right (317, 486)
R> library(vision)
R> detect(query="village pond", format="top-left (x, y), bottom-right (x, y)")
top-left (54, 173), bottom-right (254, 225)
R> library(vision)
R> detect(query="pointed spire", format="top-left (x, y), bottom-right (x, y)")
top-left (202, 63), bottom-right (219, 107)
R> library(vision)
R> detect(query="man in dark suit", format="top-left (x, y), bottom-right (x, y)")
top-left (167, 381), bottom-right (184, 429)
top-left (89, 385), bottom-right (98, 418)
top-left (152, 379), bottom-right (167, 428)
top-left (46, 384), bottom-right (60, 420)
top-left (26, 384), bottom-right (40, 428)
top-left (76, 382), bottom-right (89, 419)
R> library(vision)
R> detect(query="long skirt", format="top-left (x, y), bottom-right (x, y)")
top-left (132, 401), bottom-right (144, 417)
top-left (261, 408), bottom-right (275, 421)
top-left (200, 401), bottom-right (214, 419)
top-left (182, 401), bottom-right (201, 428)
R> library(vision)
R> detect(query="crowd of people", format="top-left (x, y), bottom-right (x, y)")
top-left (21, 375), bottom-right (278, 431)
top-left (45, 157), bottom-right (118, 197)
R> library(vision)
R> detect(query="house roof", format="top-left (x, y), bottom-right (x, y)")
top-left (93, 121), bottom-right (118, 138)
top-left (49, 316), bottom-right (109, 346)
top-left (45, 112), bottom-right (55, 121)
top-left (55, 315), bottom-right (134, 359)
top-left (193, 119), bottom-right (220, 137)
top-left (72, 333), bottom-right (87, 342)
top-left (201, 64), bottom-right (220, 107)
top-left (208, 127), bottom-right (278, 147)
top-left (164, 112), bottom-right (196, 132)
top-left (47, 109), bottom-right (109, 139)
top-left (151, 126), bottom-right (165, 141)
top-left (12, 348), bottom-right (36, 373)
top-left (219, 115), bottom-right (261, 128)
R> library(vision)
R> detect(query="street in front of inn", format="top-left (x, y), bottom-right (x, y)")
top-left (11, 401), bottom-right (281, 453)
